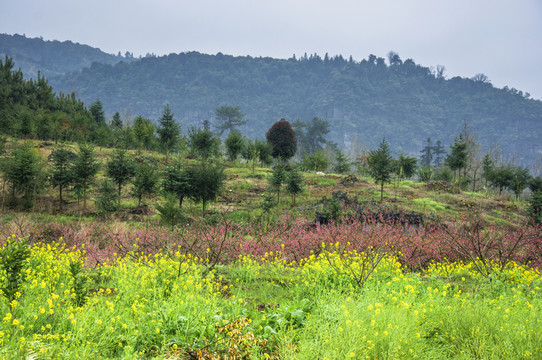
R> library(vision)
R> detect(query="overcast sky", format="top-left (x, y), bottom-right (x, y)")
top-left (1, 0), bottom-right (542, 99)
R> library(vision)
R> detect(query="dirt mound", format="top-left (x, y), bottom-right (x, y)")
top-left (339, 174), bottom-right (359, 186)
top-left (424, 180), bottom-right (460, 194)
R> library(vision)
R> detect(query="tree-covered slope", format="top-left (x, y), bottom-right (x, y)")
top-left (48, 51), bottom-right (541, 164)
top-left (0, 33), bottom-right (129, 80)
top-left (2, 33), bottom-right (540, 164)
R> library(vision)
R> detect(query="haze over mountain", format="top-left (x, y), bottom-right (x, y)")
top-left (0, 33), bottom-right (131, 79)
top-left (1, 33), bottom-right (541, 167)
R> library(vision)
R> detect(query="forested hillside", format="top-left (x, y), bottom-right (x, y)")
top-left (0, 33), bottom-right (129, 80)
top-left (2, 33), bottom-right (541, 165)
top-left (50, 52), bottom-right (542, 165)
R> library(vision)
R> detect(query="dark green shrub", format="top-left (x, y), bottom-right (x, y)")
top-left (95, 179), bottom-right (119, 216)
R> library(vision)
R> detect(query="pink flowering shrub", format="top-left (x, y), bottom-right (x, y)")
top-left (16, 210), bottom-right (542, 271)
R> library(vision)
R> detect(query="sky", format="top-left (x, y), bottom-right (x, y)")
top-left (1, 0), bottom-right (542, 99)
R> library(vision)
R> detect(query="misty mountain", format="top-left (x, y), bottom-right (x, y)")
top-left (0, 33), bottom-right (131, 80)
top-left (2, 33), bottom-right (541, 165)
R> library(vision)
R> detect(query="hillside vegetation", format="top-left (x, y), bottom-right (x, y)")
top-left (49, 52), bottom-right (542, 165)
top-left (1, 34), bottom-right (541, 165)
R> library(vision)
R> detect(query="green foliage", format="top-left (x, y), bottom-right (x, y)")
top-left (156, 194), bottom-right (185, 228)
top-left (3, 42), bottom-right (537, 166)
top-left (187, 163), bottom-right (225, 213)
top-left (0, 236), bottom-right (30, 306)
top-left (482, 153), bottom-right (494, 185)
top-left (215, 105), bottom-right (247, 136)
top-left (72, 143), bottom-right (100, 210)
top-left (489, 165), bottom-right (514, 195)
top-left (224, 130), bottom-right (244, 161)
top-left (293, 117), bottom-right (330, 156)
top-left (417, 166), bottom-right (433, 182)
top-left (445, 134), bottom-right (467, 180)
top-left (412, 197), bottom-right (446, 212)
top-left (434, 166), bottom-right (453, 183)
top-left (302, 150), bottom-right (329, 172)
top-left (188, 126), bottom-right (220, 161)
top-left (266, 119), bottom-right (297, 160)
top-left (393, 153), bottom-right (417, 180)
top-left (285, 166), bottom-right (305, 206)
top-left (68, 260), bottom-right (88, 307)
top-left (89, 99), bottom-right (105, 124)
top-left (3, 143), bottom-right (44, 208)
top-left (268, 163), bottom-right (287, 204)
top-left (132, 162), bottom-right (158, 206)
top-left (526, 191), bottom-right (542, 225)
top-left (530, 176), bottom-right (542, 193)
top-left (333, 150), bottom-right (350, 174)
top-left (0, 34), bottom-right (128, 80)
top-left (260, 192), bottom-right (277, 214)
top-left (241, 139), bottom-right (258, 169)
top-left (311, 176), bottom-right (337, 186)
top-left (105, 148), bottom-right (136, 207)
top-left (255, 139), bottom-right (273, 165)
top-left (48, 148), bottom-right (76, 212)
top-left (157, 104), bottom-right (180, 163)
top-left (0, 55), bottom-right (97, 142)
top-left (510, 166), bottom-right (531, 199)
top-left (133, 115), bottom-right (155, 151)
top-left (162, 161), bottom-right (192, 207)
top-left (368, 138), bottom-right (393, 202)
top-left (111, 112), bottom-right (123, 130)
top-left (95, 179), bottom-right (119, 216)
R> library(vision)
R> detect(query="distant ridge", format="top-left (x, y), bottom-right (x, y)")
top-left (0, 33), bottom-right (130, 79)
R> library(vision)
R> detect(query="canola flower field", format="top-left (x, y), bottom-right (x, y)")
top-left (1, 237), bottom-right (541, 359)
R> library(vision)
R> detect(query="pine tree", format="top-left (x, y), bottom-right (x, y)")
top-left (285, 167), bottom-right (304, 206)
top-left (48, 148), bottom-right (76, 212)
top-left (333, 150), bottom-right (351, 174)
top-left (268, 163), bottom-right (287, 204)
top-left (132, 162), bottom-right (157, 206)
top-left (433, 140), bottom-right (446, 167)
top-left (95, 179), bottom-right (119, 216)
top-left (510, 166), bottom-right (531, 199)
top-left (445, 134), bottom-right (467, 182)
top-left (368, 138), bottom-right (393, 202)
top-left (188, 126), bottom-right (220, 162)
top-left (419, 137), bottom-right (433, 167)
top-left (111, 112), bottom-right (123, 130)
top-left (157, 104), bottom-right (179, 163)
top-left (187, 163), bottom-right (225, 214)
top-left (4, 144), bottom-right (43, 208)
top-left (72, 143), bottom-right (100, 211)
top-left (162, 161), bottom-right (192, 207)
top-left (105, 148), bottom-right (136, 207)
top-left (89, 99), bottom-right (105, 124)
top-left (133, 115), bottom-right (155, 151)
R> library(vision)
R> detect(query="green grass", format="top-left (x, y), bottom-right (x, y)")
top-left (226, 210), bottom-right (254, 223)
top-left (412, 198), bottom-right (446, 212)
top-left (311, 177), bottom-right (337, 186)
